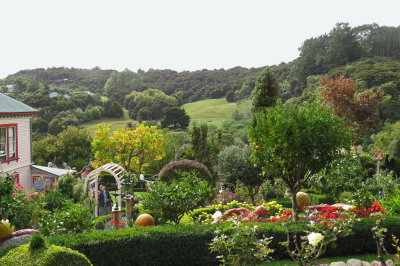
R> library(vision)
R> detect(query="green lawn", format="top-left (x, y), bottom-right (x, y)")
top-left (183, 98), bottom-right (238, 128)
top-left (81, 109), bottom-right (136, 135)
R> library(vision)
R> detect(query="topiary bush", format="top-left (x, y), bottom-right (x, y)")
top-left (0, 244), bottom-right (92, 266)
top-left (29, 234), bottom-right (46, 251)
top-left (158, 159), bottom-right (214, 185)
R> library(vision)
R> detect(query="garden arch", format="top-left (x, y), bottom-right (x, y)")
top-left (83, 162), bottom-right (127, 217)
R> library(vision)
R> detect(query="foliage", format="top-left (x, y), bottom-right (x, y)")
top-left (104, 69), bottom-right (144, 102)
top-left (142, 171), bottom-right (213, 224)
top-left (249, 103), bottom-right (351, 215)
top-left (160, 107), bottom-right (190, 129)
top-left (124, 88), bottom-right (178, 121)
top-left (29, 233), bottom-right (46, 251)
top-left (158, 159), bottom-right (214, 185)
top-left (369, 121), bottom-right (400, 175)
top-left (281, 210), bottom-right (355, 266)
top-left (252, 67), bottom-right (279, 112)
top-left (33, 126), bottom-right (92, 170)
top-left (309, 154), bottom-right (366, 201)
top-left (210, 221), bottom-right (274, 265)
top-left (0, 244), bottom-right (92, 266)
top-left (0, 173), bottom-right (33, 229)
top-left (102, 100), bottom-right (124, 118)
top-left (190, 200), bottom-right (256, 224)
top-left (57, 174), bottom-right (75, 199)
top-left (320, 75), bottom-right (383, 135)
top-left (190, 123), bottom-right (222, 174)
top-left (91, 122), bottom-right (165, 174)
top-left (217, 145), bottom-right (263, 202)
top-left (33, 200), bottom-right (94, 236)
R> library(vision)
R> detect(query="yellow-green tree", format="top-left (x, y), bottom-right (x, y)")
top-left (91, 123), bottom-right (165, 174)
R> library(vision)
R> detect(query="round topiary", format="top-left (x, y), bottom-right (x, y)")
top-left (29, 233), bottom-right (46, 251)
top-left (0, 244), bottom-right (92, 266)
top-left (135, 214), bottom-right (155, 226)
top-left (158, 159), bottom-right (214, 185)
top-left (296, 192), bottom-right (311, 209)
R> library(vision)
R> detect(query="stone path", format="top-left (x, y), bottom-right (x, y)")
top-left (320, 258), bottom-right (395, 266)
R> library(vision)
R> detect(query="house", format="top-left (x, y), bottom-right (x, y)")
top-left (49, 92), bottom-right (59, 97)
top-left (0, 93), bottom-right (76, 191)
top-left (0, 93), bottom-right (38, 190)
top-left (31, 165), bottom-right (75, 191)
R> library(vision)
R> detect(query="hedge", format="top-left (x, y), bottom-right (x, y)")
top-left (39, 216), bottom-right (400, 265)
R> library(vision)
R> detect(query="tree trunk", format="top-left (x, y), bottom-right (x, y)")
top-left (290, 189), bottom-right (300, 220)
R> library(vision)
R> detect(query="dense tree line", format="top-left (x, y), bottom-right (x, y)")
top-left (9, 66), bottom-right (113, 92)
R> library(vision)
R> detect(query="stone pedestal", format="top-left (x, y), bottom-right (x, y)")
top-left (112, 208), bottom-right (122, 229)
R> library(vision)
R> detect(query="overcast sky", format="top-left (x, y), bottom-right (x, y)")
top-left (0, 0), bottom-right (399, 78)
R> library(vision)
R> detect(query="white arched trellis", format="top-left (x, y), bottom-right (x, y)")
top-left (83, 162), bottom-right (127, 217)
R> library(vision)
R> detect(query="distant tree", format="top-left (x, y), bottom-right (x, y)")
top-left (160, 107), bottom-right (190, 129)
top-left (225, 90), bottom-right (235, 102)
top-left (32, 126), bottom-right (92, 170)
top-left (249, 103), bottom-right (351, 216)
top-left (48, 118), bottom-right (64, 135)
top-left (252, 67), bottom-right (279, 113)
top-left (104, 69), bottom-right (145, 102)
top-left (320, 75), bottom-right (383, 134)
top-left (190, 123), bottom-right (222, 174)
top-left (217, 145), bottom-right (263, 203)
top-left (32, 117), bottom-right (49, 133)
top-left (103, 100), bottom-right (124, 118)
top-left (91, 123), bottom-right (165, 174)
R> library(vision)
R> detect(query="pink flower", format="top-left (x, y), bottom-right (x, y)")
top-left (12, 193), bottom-right (16, 197)
top-left (15, 183), bottom-right (25, 189)
top-left (27, 193), bottom-right (36, 198)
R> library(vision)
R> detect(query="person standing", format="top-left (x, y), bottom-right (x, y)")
top-left (98, 185), bottom-right (112, 216)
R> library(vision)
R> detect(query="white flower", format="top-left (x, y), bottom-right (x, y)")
top-left (342, 204), bottom-right (355, 211)
top-left (307, 232), bottom-right (324, 247)
top-left (212, 211), bottom-right (222, 220)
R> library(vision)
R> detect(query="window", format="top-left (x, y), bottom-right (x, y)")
top-left (0, 124), bottom-right (18, 162)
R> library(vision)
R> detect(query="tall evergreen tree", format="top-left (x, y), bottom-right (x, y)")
top-left (252, 67), bottom-right (279, 114)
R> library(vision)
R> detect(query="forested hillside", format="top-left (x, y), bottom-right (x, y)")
top-left (1, 22), bottom-right (400, 139)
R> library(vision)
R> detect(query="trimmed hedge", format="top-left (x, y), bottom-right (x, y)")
top-left (42, 216), bottom-right (400, 265)
top-left (0, 244), bottom-right (92, 266)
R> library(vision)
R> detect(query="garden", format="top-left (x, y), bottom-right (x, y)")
top-left (1, 68), bottom-right (400, 266)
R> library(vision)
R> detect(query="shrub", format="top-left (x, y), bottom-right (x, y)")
top-left (0, 173), bottom-right (33, 229)
top-left (0, 244), bottom-right (92, 266)
top-left (34, 200), bottom-right (94, 236)
top-left (142, 171), bottom-right (213, 223)
top-left (158, 159), bottom-right (214, 185)
top-left (29, 234), bottom-right (46, 251)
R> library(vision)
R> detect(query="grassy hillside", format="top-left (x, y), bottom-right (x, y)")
top-left (183, 98), bottom-right (245, 128)
top-left (81, 109), bottom-right (136, 135)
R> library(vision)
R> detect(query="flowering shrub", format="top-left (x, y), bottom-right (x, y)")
top-left (191, 200), bottom-right (255, 224)
top-left (0, 173), bottom-right (33, 229)
top-left (281, 210), bottom-right (356, 265)
top-left (210, 221), bottom-right (274, 265)
top-left (307, 232), bottom-right (324, 246)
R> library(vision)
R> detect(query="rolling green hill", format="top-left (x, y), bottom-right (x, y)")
top-left (183, 98), bottom-right (249, 128)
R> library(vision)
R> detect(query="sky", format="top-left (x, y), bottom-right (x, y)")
top-left (0, 0), bottom-right (399, 78)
